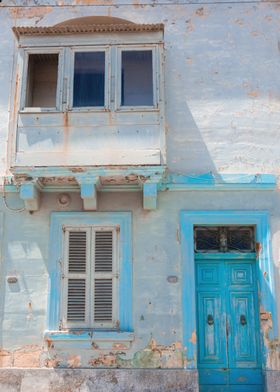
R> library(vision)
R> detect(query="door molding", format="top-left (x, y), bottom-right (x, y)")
top-left (180, 210), bottom-right (277, 370)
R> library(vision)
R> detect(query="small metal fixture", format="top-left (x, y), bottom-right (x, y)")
top-left (167, 275), bottom-right (178, 283)
top-left (207, 314), bottom-right (214, 325)
top-left (57, 193), bottom-right (71, 208)
top-left (7, 276), bottom-right (18, 284)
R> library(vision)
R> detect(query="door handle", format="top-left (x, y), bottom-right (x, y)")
top-left (207, 314), bottom-right (214, 326)
top-left (240, 314), bottom-right (247, 326)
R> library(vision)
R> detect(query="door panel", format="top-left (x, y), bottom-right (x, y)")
top-left (196, 257), bottom-right (263, 391)
top-left (228, 292), bottom-right (259, 368)
top-left (228, 263), bottom-right (254, 287)
top-left (197, 293), bottom-right (227, 367)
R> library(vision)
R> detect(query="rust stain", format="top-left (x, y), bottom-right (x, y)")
top-left (256, 242), bottom-right (262, 257)
top-left (75, 0), bottom-right (114, 5)
top-left (67, 355), bottom-right (81, 368)
top-left (234, 19), bottom-right (244, 26)
top-left (259, 306), bottom-right (280, 370)
top-left (260, 310), bottom-right (271, 320)
top-left (112, 343), bottom-right (128, 350)
top-left (71, 167), bottom-right (86, 173)
top-left (185, 19), bottom-right (194, 33)
top-left (250, 31), bottom-right (259, 37)
top-left (45, 357), bottom-right (61, 368)
top-left (0, 349), bottom-right (12, 367)
top-left (46, 338), bottom-right (53, 349)
top-left (13, 345), bottom-right (41, 368)
top-left (10, 7), bottom-right (53, 20)
top-left (195, 7), bottom-right (205, 17)
top-left (194, 7), bottom-right (209, 19)
top-left (12, 67), bottom-right (20, 124)
top-left (189, 331), bottom-right (197, 345)
top-left (247, 90), bottom-right (259, 98)
top-left (63, 112), bottom-right (69, 152)
top-left (89, 353), bottom-right (117, 367)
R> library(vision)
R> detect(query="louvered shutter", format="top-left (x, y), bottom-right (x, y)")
top-left (93, 229), bottom-right (117, 327)
top-left (62, 228), bottom-right (90, 327)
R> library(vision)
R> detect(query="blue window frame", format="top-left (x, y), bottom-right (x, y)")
top-left (46, 212), bottom-right (133, 341)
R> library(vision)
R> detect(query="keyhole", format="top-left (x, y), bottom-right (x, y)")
top-left (240, 314), bottom-right (247, 326)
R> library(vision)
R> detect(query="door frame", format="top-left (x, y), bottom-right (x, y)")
top-left (180, 210), bottom-right (277, 371)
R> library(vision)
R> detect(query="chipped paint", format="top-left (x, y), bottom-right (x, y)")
top-left (260, 308), bottom-right (280, 370)
top-left (67, 355), bottom-right (81, 368)
top-left (10, 7), bottom-right (53, 20)
top-left (189, 332), bottom-right (196, 345)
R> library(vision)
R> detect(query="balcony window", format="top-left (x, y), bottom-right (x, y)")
top-left (25, 53), bottom-right (58, 108)
top-left (121, 50), bottom-right (153, 107)
top-left (73, 51), bottom-right (105, 108)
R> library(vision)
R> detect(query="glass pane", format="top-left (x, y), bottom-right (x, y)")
top-left (195, 227), bottom-right (220, 252)
top-left (73, 52), bottom-right (105, 107)
top-left (121, 50), bottom-right (153, 106)
top-left (25, 53), bottom-right (58, 107)
top-left (194, 226), bottom-right (255, 253)
top-left (227, 227), bottom-right (255, 252)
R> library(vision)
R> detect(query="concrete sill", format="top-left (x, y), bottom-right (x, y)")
top-left (44, 331), bottom-right (135, 349)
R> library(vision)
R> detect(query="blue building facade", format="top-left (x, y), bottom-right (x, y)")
top-left (0, 1), bottom-right (280, 391)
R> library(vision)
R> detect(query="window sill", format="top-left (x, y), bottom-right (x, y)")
top-left (44, 330), bottom-right (135, 349)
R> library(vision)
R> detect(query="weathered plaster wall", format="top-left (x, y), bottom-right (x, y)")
top-left (0, 2), bottom-right (280, 390)
top-left (1, 0), bottom-right (280, 175)
top-left (0, 189), bottom-right (280, 370)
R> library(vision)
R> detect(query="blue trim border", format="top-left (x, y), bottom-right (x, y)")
top-left (180, 210), bottom-right (277, 370)
top-left (47, 212), bottom-right (133, 333)
top-left (3, 173), bottom-right (276, 193)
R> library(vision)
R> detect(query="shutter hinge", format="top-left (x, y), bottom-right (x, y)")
top-left (61, 273), bottom-right (65, 279)
top-left (59, 320), bottom-right (63, 331)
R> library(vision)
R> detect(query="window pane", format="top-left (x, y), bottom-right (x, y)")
top-left (73, 52), bottom-right (105, 107)
top-left (25, 53), bottom-right (58, 107)
top-left (227, 227), bottom-right (255, 252)
top-left (121, 50), bottom-right (153, 106)
top-left (194, 227), bottom-right (220, 252)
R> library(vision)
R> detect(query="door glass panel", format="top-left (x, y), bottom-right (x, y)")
top-left (73, 51), bottom-right (105, 107)
top-left (121, 50), bottom-right (153, 106)
top-left (194, 226), bottom-right (255, 253)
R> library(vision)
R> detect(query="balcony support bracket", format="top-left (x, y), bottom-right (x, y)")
top-left (19, 180), bottom-right (41, 211)
top-left (76, 176), bottom-right (100, 211)
top-left (143, 182), bottom-right (158, 210)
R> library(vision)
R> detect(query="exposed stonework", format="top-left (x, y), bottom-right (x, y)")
top-left (0, 369), bottom-right (199, 392)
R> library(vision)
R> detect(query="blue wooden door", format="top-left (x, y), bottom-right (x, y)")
top-left (196, 256), bottom-right (263, 391)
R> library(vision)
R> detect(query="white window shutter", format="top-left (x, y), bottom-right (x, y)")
top-left (62, 228), bottom-right (90, 327)
top-left (93, 229), bottom-right (118, 327)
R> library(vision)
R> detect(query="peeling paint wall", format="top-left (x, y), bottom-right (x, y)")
top-left (0, 0), bottom-right (280, 386)
top-left (0, 190), bottom-right (280, 372)
top-left (1, 0), bottom-right (280, 175)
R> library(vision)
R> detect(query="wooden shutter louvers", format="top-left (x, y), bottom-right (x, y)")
top-left (63, 227), bottom-right (117, 328)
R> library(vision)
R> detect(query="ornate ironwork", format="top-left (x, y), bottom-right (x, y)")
top-left (194, 226), bottom-right (255, 253)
